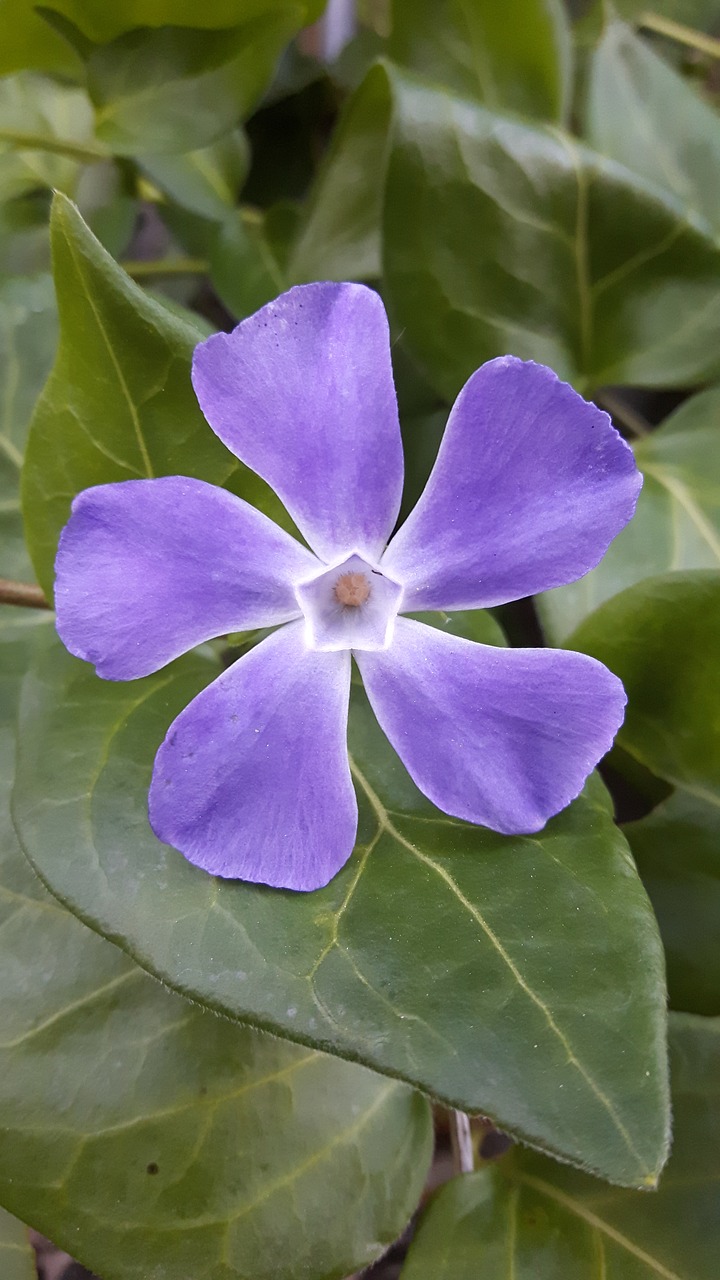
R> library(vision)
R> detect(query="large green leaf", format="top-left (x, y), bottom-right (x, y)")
top-left (389, 0), bottom-right (572, 121)
top-left (86, 12), bottom-right (303, 155)
top-left (0, 274), bottom-right (58, 581)
top-left (569, 571), bottom-right (720, 799)
top-left (0, 611), bottom-right (432, 1280)
top-left (402, 1014), bottom-right (720, 1280)
top-left (44, 0), bottom-right (324, 40)
top-left (626, 790), bottom-right (720, 1017)
top-left (538, 387), bottom-right (720, 643)
top-left (13, 633), bottom-right (669, 1187)
top-left (21, 195), bottom-right (236, 598)
top-left (587, 21), bottom-right (720, 237)
top-left (0, 1208), bottom-right (34, 1280)
top-left (382, 67), bottom-right (720, 399)
top-left (288, 63), bottom-right (392, 284)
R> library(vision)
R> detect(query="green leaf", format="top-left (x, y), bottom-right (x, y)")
top-left (0, 613), bottom-right (432, 1280)
top-left (538, 386), bottom-right (720, 643)
top-left (626, 789), bottom-right (720, 1017)
top-left (87, 13), bottom-right (303, 155)
top-left (382, 66), bottom-right (720, 399)
top-left (408, 609), bottom-right (507, 647)
top-left (13, 635), bottom-right (669, 1187)
top-left (0, 1), bottom-right (80, 75)
top-left (402, 1013), bottom-right (720, 1280)
top-left (0, 1208), bottom-right (34, 1280)
top-left (288, 63), bottom-right (392, 283)
top-left (389, 0), bottom-right (572, 121)
top-left (0, 73), bottom-right (100, 202)
top-left (569, 570), bottom-right (720, 800)
top-left (41, 0), bottom-right (324, 42)
top-left (21, 194), bottom-right (236, 598)
top-left (140, 130), bottom-right (250, 221)
top-left (587, 21), bottom-right (720, 236)
top-left (210, 208), bottom-right (286, 319)
top-left (0, 274), bottom-right (58, 580)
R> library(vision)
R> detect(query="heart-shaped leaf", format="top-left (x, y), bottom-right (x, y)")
top-left (13, 632), bottom-right (669, 1187)
top-left (0, 611), bottom-right (432, 1280)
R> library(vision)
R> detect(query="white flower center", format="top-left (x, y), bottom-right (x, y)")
top-left (295, 554), bottom-right (403, 652)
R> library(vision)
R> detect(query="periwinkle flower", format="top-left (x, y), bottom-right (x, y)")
top-left (55, 283), bottom-right (641, 891)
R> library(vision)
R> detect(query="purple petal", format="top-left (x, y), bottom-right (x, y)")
top-left (191, 283), bottom-right (404, 564)
top-left (382, 358), bottom-right (642, 610)
top-left (149, 622), bottom-right (356, 890)
top-left (55, 477), bottom-right (318, 680)
top-left (357, 618), bottom-right (626, 834)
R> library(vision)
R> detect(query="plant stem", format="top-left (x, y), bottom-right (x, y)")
top-left (0, 129), bottom-right (108, 164)
top-left (449, 1109), bottom-right (474, 1174)
top-left (120, 258), bottom-right (209, 279)
top-left (638, 11), bottom-right (720, 59)
top-left (0, 578), bottom-right (51, 610)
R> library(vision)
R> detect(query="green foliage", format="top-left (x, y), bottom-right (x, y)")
top-left (402, 1015), bottom-right (720, 1279)
top-left (0, 1208), bottom-right (34, 1280)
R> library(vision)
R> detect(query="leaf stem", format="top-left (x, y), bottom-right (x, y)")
top-left (638, 11), bottom-right (720, 59)
top-left (120, 258), bottom-right (209, 279)
top-left (0, 128), bottom-right (108, 165)
top-left (0, 578), bottom-right (51, 610)
top-left (449, 1109), bottom-right (475, 1174)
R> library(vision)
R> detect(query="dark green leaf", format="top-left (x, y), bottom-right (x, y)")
top-left (587, 21), bottom-right (720, 236)
top-left (408, 609), bottom-right (506, 646)
top-left (0, 613), bottom-right (432, 1280)
top-left (402, 1013), bottom-right (720, 1280)
top-left (13, 635), bottom-right (669, 1187)
top-left (0, 1208), bottom-right (34, 1280)
top-left (288, 63), bottom-right (392, 283)
top-left (21, 194), bottom-right (236, 598)
top-left (626, 789), bottom-right (720, 1016)
top-left (389, 0), bottom-right (572, 121)
top-left (210, 208), bottom-right (286, 319)
top-left (0, 274), bottom-right (58, 580)
top-left (141, 130), bottom-right (250, 221)
top-left (34, 0), bottom-right (325, 42)
top-left (569, 571), bottom-right (720, 799)
top-left (86, 13), bottom-right (303, 156)
top-left (382, 67), bottom-right (720, 399)
top-left (538, 387), bottom-right (720, 643)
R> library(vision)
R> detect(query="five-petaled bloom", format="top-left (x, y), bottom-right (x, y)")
top-left (55, 283), bottom-right (641, 891)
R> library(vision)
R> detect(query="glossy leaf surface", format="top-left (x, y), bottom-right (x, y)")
top-left (0, 274), bottom-right (57, 581)
top-left (21, 195), bottom-right (236, 598)
top-left (382, 68), bottom-right (720, 399)
top-left (0, 613), bottom-right (432, 1280)
top-left (13, 635), bottom-right (669, 1187)
top-left (626, 789), bottom-right (720, 1016)
top-left (389, 0), bottom-right (572, 121)
top-left (402, 1014), bottom-right (720, 1280)
top-left (570, 571), bottom-right (720, 799)
top-left (587, 21), bottom-right (720, 235)
top-left (539, 387), bottom-right (720, 642)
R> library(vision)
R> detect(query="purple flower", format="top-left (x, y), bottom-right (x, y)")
top-left (55, 283), bottom-right (641, 892)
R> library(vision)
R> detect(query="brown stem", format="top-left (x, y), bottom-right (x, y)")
top-left (449, 1109), bottom-right (475, 1174)
top-left (0, 578), bottom-right (51, 610)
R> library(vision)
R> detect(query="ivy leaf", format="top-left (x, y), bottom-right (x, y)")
top-left (587, 20), bottom-right (720, 235)
top-left (21, 194), bottom-right (236, 598)
top-left (569, 570), bottom-right (720, 799)
top-left (382, 66), bottom-right (720, 399)
top-left (538, 387), bottom-right (720, 643)
top-left (0, 1208), bottom-right (34, 1280)
top-left (13, 634), bottom-right (669, 1188)
top-left (389, 0), bottom-right (572, 122)
top-left (626, 789), bottom-right (720, 1017)
top-left (402, 1014), bottom-right (720, 1280)
top-left (0, 613), bottom-right (432, 1280)
top-left (0, 274), bottom-right (58, 581)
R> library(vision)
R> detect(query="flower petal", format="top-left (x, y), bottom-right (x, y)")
top-left (55, 477), bottom-right (318, 680)
top-left (149, 622), bottom-right (356, 890)
top-left (382, 358), bottom-right (641, 610)
top-left (357, 618), bottom-right (626, 834)
top-left (191, 283), bottom-right (404, 563)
